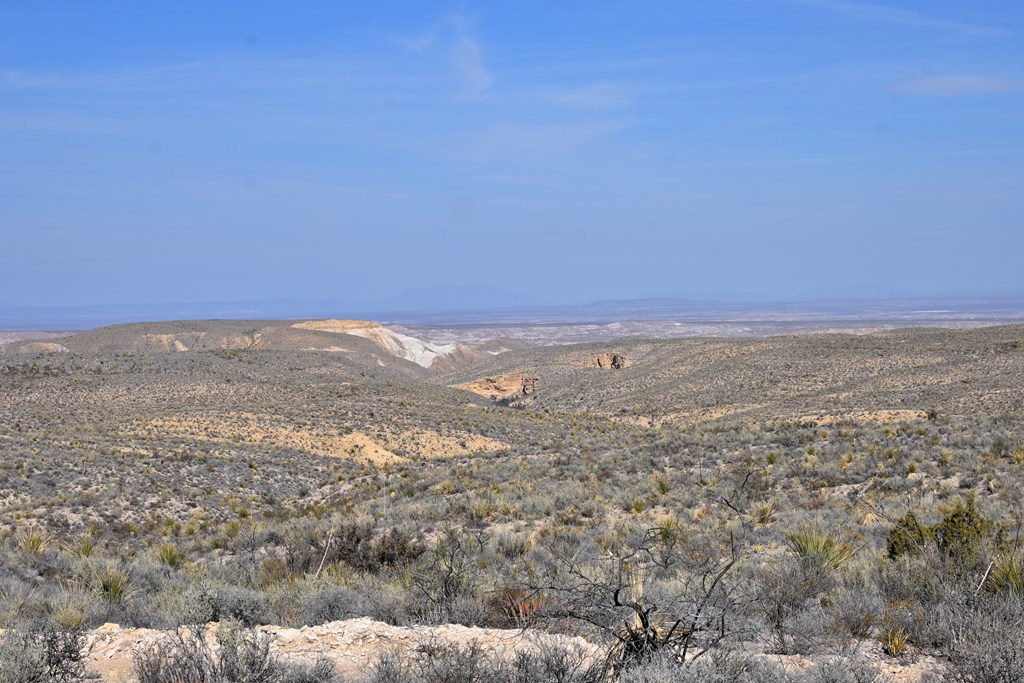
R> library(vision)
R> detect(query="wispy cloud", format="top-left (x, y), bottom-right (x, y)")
top-left (392, 27), bottom-right (437, 54)
top-left (777, 0), bottom-right (1009, 38)
top-left (895, 75), bottom-right (1021, 96)
top-left (0, 112), bottom-right (145, 134)
top-left (538, 70), bottom-right (815, 111)
top-left (449, 14), bottom-right (493, 99)
top-left (394, 13), bottom-right (493, 100)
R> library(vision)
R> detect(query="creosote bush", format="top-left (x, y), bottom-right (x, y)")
top-left (367, 639), bottom-right (602, 683)
top-left (0, 624), bottom-right (85, 683)
top-left (133, 622), bottom-right (337, 683)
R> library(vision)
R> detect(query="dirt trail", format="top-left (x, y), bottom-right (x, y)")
top-left (81, 617), bottom-right (947, 682)
top-left (83, 618), bottom-right (596, 682)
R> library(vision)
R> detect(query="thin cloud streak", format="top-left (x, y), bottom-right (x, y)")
top-left (450, 120), bottom-right (629, 164)
top-left (545, 82), bottom-right (640, 109)
top-left (896, 75), bottom-right (1021, 96)
top-left (2, 63), bottom-right (204, 91)
top-left (775, 0), bottom-right (1010, 38)
top-left (673, 146), bottom-right (1024, 172)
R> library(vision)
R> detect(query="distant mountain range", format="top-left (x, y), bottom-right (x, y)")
top-left (2, 294), bottom-right (1024, 331)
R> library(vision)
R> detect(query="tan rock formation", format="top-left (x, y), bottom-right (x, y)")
top-left (584, 352), bottom-right (631, 369)
top-left (455, 373), bottom-right (538, 402)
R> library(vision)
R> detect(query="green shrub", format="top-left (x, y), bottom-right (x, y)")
top-left (885, 511), bottom-right (931, 560)
top-left (932, 496), bottom-right (992, 571)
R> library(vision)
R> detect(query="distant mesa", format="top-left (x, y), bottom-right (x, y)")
top-left (455, 372), bottom-right (537, 403)
top-left (584, 352), bottom-right (631, 369)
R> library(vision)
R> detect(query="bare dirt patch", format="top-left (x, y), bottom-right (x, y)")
top-left (10, 341), bottom-right (69, 353)
top-left (81, 618), bottom-right (598, 683)
top-left (78, 619), bottom-right (947, 683)
top-left (796, 409), bottom-right (930, 425)
top-left (135, 412), bottom-right (507, 463)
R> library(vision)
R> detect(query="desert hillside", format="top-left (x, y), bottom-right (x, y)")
top-left (2, 319), bottom-right (482, 371)
top-left (0, 321), bottom-right (1021, 681)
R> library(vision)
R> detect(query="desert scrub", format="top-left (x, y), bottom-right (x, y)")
top-left (0, 624), bottom-right (85, 683)
top-left (368, 639), bottom-right (601, 683)
top-left (947, 596), bottom-right (1024, 683)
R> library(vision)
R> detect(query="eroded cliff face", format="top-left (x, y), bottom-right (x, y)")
top-left (584, 352), bottom-right (631, 369)
top-left (454, 372), bottom-right (537, 402)
top-left (292, 320), bottom-right (480, 369)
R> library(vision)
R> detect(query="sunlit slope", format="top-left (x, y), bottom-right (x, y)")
top-left (442, 325), bottom-right (1024, 425)
top-left (3, 319), bottom-right (481, 371)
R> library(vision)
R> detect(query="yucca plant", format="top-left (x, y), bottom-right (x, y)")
top-left (751, 501), bottom-right (777, 527)
top-left (96, 568), bottom-right (131, 605)
top-left (14, 529), bottom-right (49, 556)
top-left (156, 544), bottom-right (185, 569)
top-left (655, 475), bottom-right (671, 496)
top-left (987, 556), bottom-right (1024, 596)
top-left (656, 515), bottom-right (681, 544)
top-left (882, 626), bottom-right (910, 657)
top-left (784, 525), bottom-right (855, 571)
top-left (65, 533), bottom-right (97, 558)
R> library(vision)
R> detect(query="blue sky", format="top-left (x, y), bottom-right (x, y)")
top-left (1, 1), bottom-right (1022, 310)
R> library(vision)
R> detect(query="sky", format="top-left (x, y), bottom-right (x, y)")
top-left (1, 1), bottom-right (1022, 311)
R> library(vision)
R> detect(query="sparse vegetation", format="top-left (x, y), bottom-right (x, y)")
top-left (1, 320), bottom-right (1023, 679)
top-left (133, 622), bottom-right (337, 683)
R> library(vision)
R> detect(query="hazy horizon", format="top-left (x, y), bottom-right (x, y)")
top-left (5, 290), bottom-right (1024, 332)
top-left (3, 2), bottom-right (1022, 308)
